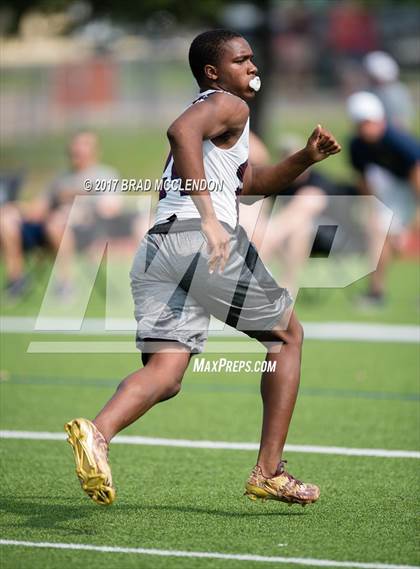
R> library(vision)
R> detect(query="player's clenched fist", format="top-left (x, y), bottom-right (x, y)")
top-left (305, 124), bottom-right (341, 163)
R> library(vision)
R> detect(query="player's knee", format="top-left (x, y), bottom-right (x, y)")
top-left (293, 320), bottom-right (304, 346)
top-left (143, 350), bottom-right (188, 400)
top-left (284, 317), bottom-right (304, 346)
top-left (163, 378), bottom-right (183, 400)
top-left (162, 366), bottom-right (185, 398)
top-left (261, 318), bottom-right (304, 347)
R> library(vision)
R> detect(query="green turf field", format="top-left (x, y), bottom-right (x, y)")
top-left (0, 255), bottom-right (419, 568)
top-left (1, 99), bottom-right (419, 567)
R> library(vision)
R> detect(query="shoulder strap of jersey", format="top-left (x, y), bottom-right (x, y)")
top-left (191, 89), bottom-right (233, 105)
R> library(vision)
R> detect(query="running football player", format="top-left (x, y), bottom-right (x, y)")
top-left (65, 30), bottom-right (341, 507)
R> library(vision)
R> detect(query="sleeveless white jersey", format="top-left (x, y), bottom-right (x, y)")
top-left (155, 89), bottom-right (249, 229)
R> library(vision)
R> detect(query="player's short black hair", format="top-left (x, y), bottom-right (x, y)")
top-left (189, 29), bottom-right (244, 85)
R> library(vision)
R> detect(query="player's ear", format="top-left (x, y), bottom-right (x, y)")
top-left (204, 64), bottom-right (218, 81)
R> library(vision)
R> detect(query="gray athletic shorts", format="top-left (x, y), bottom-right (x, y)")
top-left (130, 216), bottom-right (293, 355)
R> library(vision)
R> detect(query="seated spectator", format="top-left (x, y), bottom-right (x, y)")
top-left (0, 131), bottom-right (126, 298)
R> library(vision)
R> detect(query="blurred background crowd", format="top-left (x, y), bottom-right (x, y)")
top-left (0, 0), bottom-right (419, 309)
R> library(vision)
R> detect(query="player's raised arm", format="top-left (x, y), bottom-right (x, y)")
top-left (242, 125), bottom-right (341, 197)
top-left (167, 92), bottom-right (248, 272)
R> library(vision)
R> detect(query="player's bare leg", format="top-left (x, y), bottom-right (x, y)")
top-left (65, 342), bottom-right (190, 504)
top-left (93, 343), bottom-right (191, 443)
top-left (256, 310), bottom-right (303, 476)
top-left (245, 310), bottom-right (320, 505)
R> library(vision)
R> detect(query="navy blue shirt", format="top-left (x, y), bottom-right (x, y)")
top-left (349, 126), bottom-right (420, 180)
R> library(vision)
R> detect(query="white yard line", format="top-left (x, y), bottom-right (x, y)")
top-left (1, 430), bottom-right (418, 459)
top-left (0, 539), bottom-right (417, 569)
top-left (1, 316), bottom-right (419, 343)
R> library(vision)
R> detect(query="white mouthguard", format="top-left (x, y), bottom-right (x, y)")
top-left (249, 76), bottom-right (261, 92)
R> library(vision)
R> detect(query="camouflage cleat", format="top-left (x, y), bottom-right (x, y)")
top-left (64, 418), bottom-right (115, 505)
top-left (244, 460), bottom-right (320, 506)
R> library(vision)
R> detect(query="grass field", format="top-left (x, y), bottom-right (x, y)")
top-left (0, 252), bottom-right (419, 568)
top-left (1, 98), bottom-right (419, 567)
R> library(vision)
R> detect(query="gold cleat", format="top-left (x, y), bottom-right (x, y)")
top-left (64, 418), bottom-right (115, 505)
top-left (244, 461), bottom-right (320, 507)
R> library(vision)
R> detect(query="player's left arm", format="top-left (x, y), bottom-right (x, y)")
top-left (242, 125), bottom-right (341, 197)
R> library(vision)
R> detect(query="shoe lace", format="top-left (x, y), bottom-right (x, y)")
top-left (276, 460), bottom-right (303, 486)
top-left (93, 428), bottom-right (110, 459)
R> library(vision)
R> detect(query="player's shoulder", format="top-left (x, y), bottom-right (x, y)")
top-left (198, 90), bottom-right (249, 120)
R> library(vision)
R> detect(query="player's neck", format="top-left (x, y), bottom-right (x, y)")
top-left (200, 81), bottom-right (229, 94)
